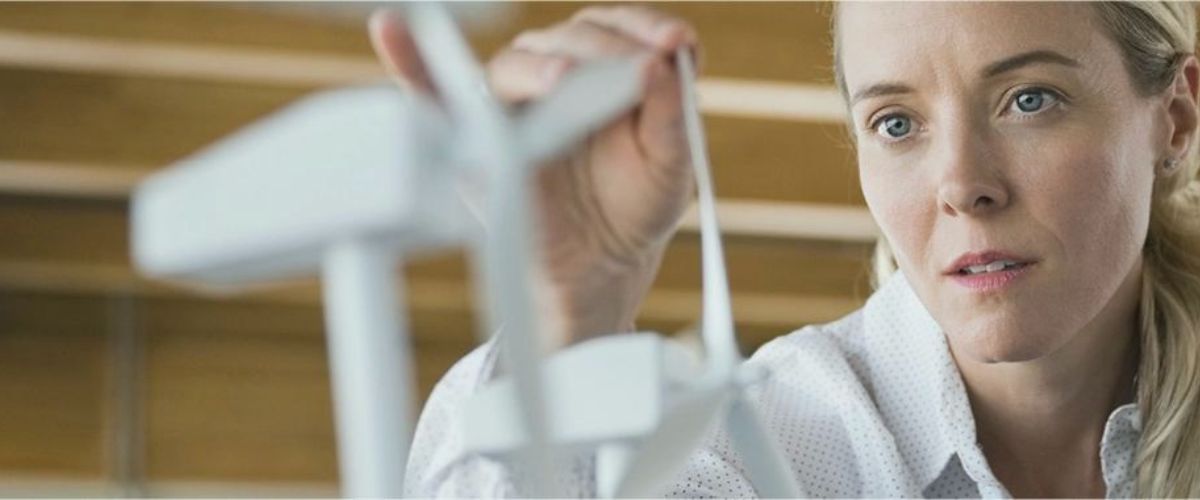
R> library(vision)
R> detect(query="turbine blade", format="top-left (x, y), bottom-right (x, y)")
top-left (517, 57), bottom-right (644, 164)
top-left (673, 48), bottom-right (741, 371)
top-left (613, 385), bottom-right (730, 497)
top-left (726, 394), bottom-right (803, 497)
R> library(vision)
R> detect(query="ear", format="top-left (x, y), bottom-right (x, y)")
top-left (1162, 54), bottom-right (1200, 167)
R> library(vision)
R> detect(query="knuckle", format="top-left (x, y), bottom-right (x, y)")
top-left (570, 6), bottom-right (605, 21)
top-left (573, 19), bottom-right (645, 52)
top-left (487, 50), bottom-right (567, 84)
top-left (534, 22), bottom-right (579, 46)
top-left (561, 18), bottom-right (602, 38)
top-left (549, 20), bottom-right (578, 37)
top-left (512, 28), bottom-right (549, 49)
top-left (615, 4), bottom-right (663, 22)
top-left (484, 50), bottom-right (511, 75)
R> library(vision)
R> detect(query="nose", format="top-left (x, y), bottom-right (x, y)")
top-left (938, 179), bottom-right (1008, 216)
top-left (935, 129), bottom-right (1010, 217)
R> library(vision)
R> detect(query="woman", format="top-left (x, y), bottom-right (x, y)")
top-left (369, 2), bottom-right (1200, 497)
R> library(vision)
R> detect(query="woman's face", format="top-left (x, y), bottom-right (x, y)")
top-left (840, 3), bottom-right (1166, 363)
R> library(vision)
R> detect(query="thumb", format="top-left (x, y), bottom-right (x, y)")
top-left (636, 55), bottom-right (689, 168)
top-left (368, 9), bottom-right (438, 96)
top-left (636, 26), bottom-right (700, 168)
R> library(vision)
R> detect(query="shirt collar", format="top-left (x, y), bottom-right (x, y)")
top-left (1100, 403), bottom-right (1141, 497)
top-left (860, 271), bottom-right (1005, 493)
top-left (861, 272), bottom-right (1145, 497)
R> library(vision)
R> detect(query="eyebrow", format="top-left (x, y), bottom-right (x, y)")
top-left (849, 83), bottom-right (914, 107)
top-left (848, 49), bottom-right (1082, 106)
top-left (982, 49), bottom-right (1081, 78)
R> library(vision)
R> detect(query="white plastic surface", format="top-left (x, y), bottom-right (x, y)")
top-left (727, 392), bottom-right (805, 497)
top-left (515, 57), bottom-right (646, 163)
top-left (463, 334), bottom-right (703, 454)
top-left (131, 86), bottom-right (460, 287)
top-left (321, 240), bottom-right (412, 498)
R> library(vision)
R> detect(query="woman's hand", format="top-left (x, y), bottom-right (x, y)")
top-left (368, 6), bottom-right (699, 347)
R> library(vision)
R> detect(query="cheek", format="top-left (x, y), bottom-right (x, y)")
top-left (995, 135), bottom-right (1152, 356)
top-left (859, 157), bottom-right (935, 271)
top-left (1022, 138), bottom-right (1152, 274)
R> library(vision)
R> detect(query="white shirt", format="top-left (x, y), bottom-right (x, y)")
top-left (404, 272), bottom-right (1142, 498)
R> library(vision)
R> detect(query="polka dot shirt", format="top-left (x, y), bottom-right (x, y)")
top-left (403, 273), bottom-right (1142, 498)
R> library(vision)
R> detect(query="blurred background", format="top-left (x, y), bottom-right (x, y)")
top-left (0, 2), bottom-right (874, 497)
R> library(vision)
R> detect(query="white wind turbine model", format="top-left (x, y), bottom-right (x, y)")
top-left (130, 3), bottom-right (645, 497)
top-left (460, 48), bottom-right (803, 498)
top-left (130, 2), bottom-right (802, 497)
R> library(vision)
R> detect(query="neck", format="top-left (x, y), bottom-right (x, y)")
top-left (951, 259), bottom-right (1142, 497)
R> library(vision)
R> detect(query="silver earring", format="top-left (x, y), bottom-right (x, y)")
top-left (1162, 157), bottom-right (1180, 173)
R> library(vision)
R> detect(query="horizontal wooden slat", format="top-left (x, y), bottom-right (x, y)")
top-left (0, 161), bottom-right (147, 200)
top-left (0, 475), bottom-right (338, 498)
top-left (0, 160), bottom-right (876, 242)
top-left (0, 3), bottom-right (373, 56)
top-left (0, 68), bottom-right (305, 167)
top-left (0, 257), bottom-right (862, 331)
top-left (0, 30), bottom-right (379, 88)
top-left (698, 79), bottom-right (844, 122)
top-left (0, 29), bottom-right (843, 123)
top-left (0, 3), bottom-right (837, 84)
top-left (678, 199), bottom-right (877, 243)
top-left (0, 193), bottom-right (873, 296)
top-left (0, 292), bottom-right (108, 476)
top-left (0, 70), bottom-right (857, 203)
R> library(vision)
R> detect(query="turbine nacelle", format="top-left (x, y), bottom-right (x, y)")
top-left (132, 86), bottom-right (463, 287)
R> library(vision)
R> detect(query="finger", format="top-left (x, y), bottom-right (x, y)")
top-left (636, 56), bottom-right (689, 168)
top-left (571, 6), bottom-right (705, 79)
top-left (571, 5), bottom-right (698, 53)
top-left (512, 20), bottom-right (652, 60)
top-left (367, 9), bottom-right (437, 96)
top-left (486, 49), bottom-right (575, 104)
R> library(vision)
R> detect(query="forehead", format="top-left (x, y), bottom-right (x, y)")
top-left (838, 2), bottom-right (1107, 93)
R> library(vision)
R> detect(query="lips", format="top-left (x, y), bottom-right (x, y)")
top-left (943, 250), bottom-right (1037, 276)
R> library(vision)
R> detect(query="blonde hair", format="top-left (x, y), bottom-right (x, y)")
top-left (835, 2), bottom-right (1200, 496)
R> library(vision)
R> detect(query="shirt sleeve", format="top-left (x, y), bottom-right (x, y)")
top-left (403, 337), bottom-right (511, 497)
top-left (663, 443), bottom-right (759, 498)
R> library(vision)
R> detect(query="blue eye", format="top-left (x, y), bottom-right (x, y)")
top-left (874, 115), bottom-right (913, 139)
top-left (1010, 88), bottom-right (1060, 114)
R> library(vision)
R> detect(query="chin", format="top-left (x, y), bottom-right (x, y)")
top-left (943, 313), bottom-right (1065, 364)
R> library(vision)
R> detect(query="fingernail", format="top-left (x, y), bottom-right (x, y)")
top-left (654, 22), bottom-right (679, 45)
